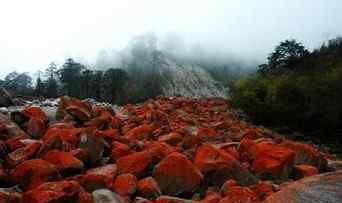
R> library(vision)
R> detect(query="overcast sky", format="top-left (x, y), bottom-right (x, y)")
top-left (0, 0), bottom-right (341, 77)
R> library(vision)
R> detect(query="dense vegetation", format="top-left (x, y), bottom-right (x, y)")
top-left (231, 38), bottom-right (342, 151)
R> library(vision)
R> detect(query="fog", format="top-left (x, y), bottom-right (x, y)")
top-left (1, 0), bottom-right (342, 77)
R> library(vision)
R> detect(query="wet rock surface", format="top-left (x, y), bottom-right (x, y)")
top-left (0, 96), bottom-right (340, 203)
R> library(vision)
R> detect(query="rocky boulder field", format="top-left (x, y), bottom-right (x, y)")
top-left (0, 96), bottom-right (341, 203)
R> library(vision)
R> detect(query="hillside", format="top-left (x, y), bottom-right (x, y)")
top-left (160, 61), bottom-right (227, 98)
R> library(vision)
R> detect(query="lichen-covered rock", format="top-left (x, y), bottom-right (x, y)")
top-left (23, 180), bottom-right (83, 203)
top-left (12, 159), bottom-right (61, 191)
top-left (194, 144), bottom-right (256, 186)
top-left (117, 151), bottom-right (153, 178)
top-left (218, 186), bottom-right (260, 203)
top-left (109, 173), bottom-right (138, 197)
top-left (280, 141), bottom-right (327, 171)
top-left (6, 142), bottom-right (41, 168)
top-left (82, 164), bottom-right (117, 192)
top-left (42, 150), bottom-right (84, 176)
top-left (137, 177), bottom-right (161, 200)
top-left (292, 164), bottom-right (319, 179)
top-left (153, 152), bottom-right (203, 196)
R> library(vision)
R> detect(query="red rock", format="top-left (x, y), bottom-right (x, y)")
top-left (6, 142), bottom-right (41, 168)
top-left (42, 150), bottom-right (84, 176)
top-left (145, 141), bottom-right (178, 164)
top-left (82, 164), bottom-right (117, 192)
top-left (111, 141), bottom-right (133, 162)
top-left (137, 177), bottom-right (161, 200)
top-left (153, 152), bottom-right (203, 196)
top-left (11, 159), bottom-right (61, 191)
top-left (220, 180), bottom-right (238, 196)
top-left (238, 138), bottom-right (260, 162)
top-left (194, 144), bottom-right (255, 186)
top-left (109, 173), bottom-right (138, 197)
top-left (78, 191), bottom-right (94, 203)
top-left (249, 181), bottom-right (274, 200)
top-left (4, 135), bottom-right (30, 152)
top-left (117, 151), bottom-right (153, 178)
top-left (57, 96), bottom-right (93, 121)
top-left (218, 186), bottom-right (260, 203)
top-left (200, 191), bottom-right (221, 203)
top-left (111, 116), bottom-right (123, 129)
top-left (280, 141), bottom-right (327, 170)
top-left (292, 164), bottom-right (318, 179)
top-left (197, 127), bottom-right (222, 142)
top-left (251, 143), bottom-right (295, 180)
top-left (24, 180), bottom-right (83, 203)
top-left (95, 129), bottom-right (121, 141)
top-left (27, 118), bottom-right (46, 138)
top-left (125, 124), bottom-right (153, 141)
top-left (70, 148), bottom-right (89, 163)
top-left (23, 106), bottom-right (48, 123)
top-left (85, 115), bottom-right (112, 129)
top-left (41, 127), bottom-right (81, 152)
top-left (158, 132), bottom-right (183, 146)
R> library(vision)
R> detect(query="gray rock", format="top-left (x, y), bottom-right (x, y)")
top-left (0, 88), bottom-right (14, 107)
top-left (265, 170), bottom-right (342, 203)
top-left (92, 189), bottom-right (124, 203)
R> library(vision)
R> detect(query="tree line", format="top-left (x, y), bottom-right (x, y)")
top-left (231, 37), bottom-right (342, 152)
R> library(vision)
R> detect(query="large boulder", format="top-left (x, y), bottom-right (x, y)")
top-left (194, 144), bottom-right (256, 186)
top-left (117, 151), bottom-right (153, 178)
top-left (153, 152), bottom-right (203, 196)
top-left (11, 159), bottom-right (61, 191)
top-left (109, 173), bottom-right (138, 197)
top-left (265, 170), bottom-right (342, 203)
top-left (218, 186), bottom-right (260, 203)
top-left (42, 150), bottom-right (84, 176)
top-left (82, 164), bottom-right (117, 192)
top-left (279, 141), bottom-right (328, 171)
top-left (5, 141), bottom-right (42, 168)
top-left (137, 177), bottom-right (162, 200)
top-left (23, 180), bottom-right (83, 203)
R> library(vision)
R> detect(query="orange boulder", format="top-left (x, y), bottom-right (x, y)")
top-left (292, 164), bottom-right (319, 179)
top-left (218, 186), bottom-right (260, 203)
top-left (82, 164), bottom-right (117, 192)
top-left (194, 144), bottom-right (256, 186)
top-left (117, 151), bottom-right (153, 178)
top-left (5, 141), bottom-right (41, 168)
top-left (137, 177), bottom-right (162, 200)
top-left (42, 150), bottom-right (84, 176)
top-left (24, 180), bottom-right (83, 203)
top-left (109, 173), bottom-right (138, 197)
top-left (12, 159), bottom-right (61, 191)
top-left (153, 152), bottom-right (203, 196)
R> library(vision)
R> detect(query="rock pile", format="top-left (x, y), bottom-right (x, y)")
top-left (0, 96), bottom-right (340, 203)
